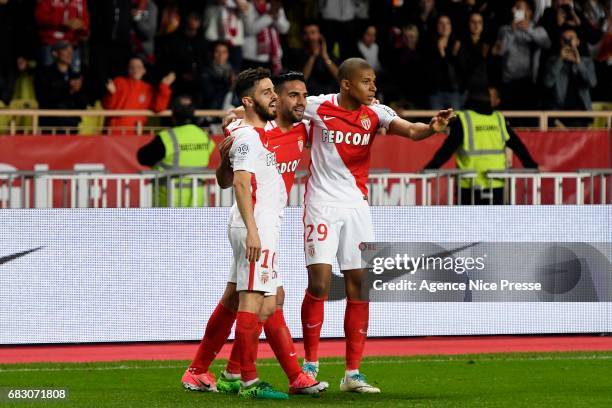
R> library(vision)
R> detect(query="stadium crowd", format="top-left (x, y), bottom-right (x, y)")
top-left (0, 0), bottom-right (610, 131)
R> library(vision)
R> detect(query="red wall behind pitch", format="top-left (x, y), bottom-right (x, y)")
top-left (0, 131), bottom-right (609, 204)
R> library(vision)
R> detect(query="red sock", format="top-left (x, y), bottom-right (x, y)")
top-left (301, 290), bottom-right (325, 362)
top-left (190, 303), bottom-right (236, 373)
top-left (227, 321), bottom-right (263, 375)
top-left (345, 300), bottom-right (369, 370)
top-left (235, 311), bottom-right (260, 382)
top-left (264, 309), bottom-right (301, 383)
top-left (225, 340), bottom-right (241, 375)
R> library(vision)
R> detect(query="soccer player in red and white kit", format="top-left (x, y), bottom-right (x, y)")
top-left (300, 58), bottom-right (453, 393)
top-left (181, 71), bottom-right (327, 397)
top-left (207, 67), bottom-right (287, 399)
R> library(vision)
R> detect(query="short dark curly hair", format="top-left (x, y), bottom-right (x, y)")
top-left (234, 67), bottom-right (272, 101)
top-left (273, 71), bottom-right (305, 91)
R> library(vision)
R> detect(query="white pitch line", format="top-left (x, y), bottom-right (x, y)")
top-left (0, 354), bottom-right (611, 373)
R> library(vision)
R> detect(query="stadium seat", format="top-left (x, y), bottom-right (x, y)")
top-left (591, 102), bottom-right (612, 128)
top-left (78, 101), bottom-right (105, 135)
top-left (0, 100), bottom-right (9, 133)
top-left (8, 72), bottom-right (38, 132)
top-left (8, 99), bottom-right (39, 131)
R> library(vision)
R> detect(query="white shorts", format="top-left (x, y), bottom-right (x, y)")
top-left (228, 226), bottom-right (281, 295)
top-left (303, 203), bottom-right (375, 270)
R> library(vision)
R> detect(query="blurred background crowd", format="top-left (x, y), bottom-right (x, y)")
top-left (0, 0), bottom-right (610, 130)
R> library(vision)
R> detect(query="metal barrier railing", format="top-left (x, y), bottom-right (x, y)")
top-left (486, 169), bottom-right (612, 204)
top-left (2, 169), bottom-right (609, 208)
top-left (1, 109), bottom-right (611, 135)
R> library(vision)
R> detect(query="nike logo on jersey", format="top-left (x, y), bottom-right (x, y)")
top-left (289, 352), bottom-right (297, 357)
top-left (322, 129), bottom-right (371, 146)
top-left (306, 322), bottom-right (322, 329)
top-left (358, 329), bottom-right (367, 334)
top-left (322, 115), bottom-right (335, 121)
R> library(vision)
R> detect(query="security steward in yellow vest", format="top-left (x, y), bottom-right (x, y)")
top-left (425, 88), bottom-right (538, 204)
top-left (137, 95), bottom-right (216, 206)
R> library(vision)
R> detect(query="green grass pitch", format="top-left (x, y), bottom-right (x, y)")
top-left (1, 352), bottom-right (611, 407)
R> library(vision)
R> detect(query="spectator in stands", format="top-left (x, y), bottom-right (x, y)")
top-left (427, 15), bottom-right (465, 110)
top-left (539, 0), bottom-right (602, 51)
top-left (200, 41), bottom-right (235, 110)
top-left (463, 12), bottom-right (491, 94)
top-left (382, 24), bottom-right (427, 108)
top-left (425, 87), bottom-right (539, 205)
top-left (443, 0), bottom-right (482, 41)
top-left (137, 94), bottom-right (216, 207)
top-left (130, 0), bottom-right (158, 64)
top-left (203, 0), bottom-right (250, 71)
top-left (103, 57), bottom-right (175, 135)
top-left (0, 0), bottom-right (19, 105)
top-left (408, 0), bottom-right (439, 51)
top-left (156, 12), bottom-right (208, 105)
top-left (157, 0), bottom-right (181, 35)
top-left (288, 21), bottom-right (339, 96)
top-left (544, 27), bottom-right (597, 126)
top-left (494, 0), bottom-right (550, 113)
top-left (319, 0), bottom-right (358, 60)
top-left (356, 25), bottom-right (382, 73)
top-left (34, 41), bottom-right (87, 134)
top-left (592, 12), bottom-right (611, 102)
top-left (34, 0), bottom-right (89, 73)
top-left (241, 0), bottom-right (289, 74)
top-left (88, 1), bottom-right (137, 102)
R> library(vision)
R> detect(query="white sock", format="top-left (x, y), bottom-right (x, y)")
top-left (345, 369), bottom-right (359, 377)
top-left (304, 360), bottom-right (319, 367)
top-left (223, 370), bottom-right (241, 380)
top-left (241, 377), bottom-right (259, 387)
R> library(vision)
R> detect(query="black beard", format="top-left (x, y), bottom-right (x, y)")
top-left (254, 101), bottom-right (276, 121)
top-left (287, 110), bottom-right (302, 123)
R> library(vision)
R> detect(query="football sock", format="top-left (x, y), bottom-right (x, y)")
top-left (345, 300), bottom-right (369, 371)
top-left (190, 302), bottom-right (236, 373)
top-left (235, 311), bottom-right (261, 383)
top-left (264, 309), bottom-right (301, 383)
top-left (301, 290), bottom-right (325, 362)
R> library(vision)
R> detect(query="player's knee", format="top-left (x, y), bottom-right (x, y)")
top-left (307, 280), bottom-right (329, 298)
top-left (220, 285), bottom-right (239, 312)
top-left (259, 299), bottom-right (276, 321)
top-left (345, 272), bottom-right (368, 300)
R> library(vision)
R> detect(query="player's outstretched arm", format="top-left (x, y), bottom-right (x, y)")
top-left (233, 170), bottom-right (261, 262)
top-left (388, 109), bottom-right (454, 141)
top-left (216, 137), bottom-right (234, 188)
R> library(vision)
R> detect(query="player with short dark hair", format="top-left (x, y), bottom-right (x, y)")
top-left (300, 58), bottom-right (453, 393)
top-left (182, 67), bottom-right (289, 400)
top-left (182, 70), bottom-right (328, 398)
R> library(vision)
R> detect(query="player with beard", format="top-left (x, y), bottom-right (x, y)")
top-left (183, 67), bottom-right (287, 400)
top-left (223, 61), bottom-right (453, 393)
top-left (182, 71), bottom-right (327, 397)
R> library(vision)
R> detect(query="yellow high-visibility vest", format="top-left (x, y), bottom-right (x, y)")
top-left (455, 110), bottom-right (509, 189)
top-left (154, 124), bottom-right (216, 206)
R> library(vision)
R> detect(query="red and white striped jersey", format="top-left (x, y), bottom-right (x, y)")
top-left (265, 120), bottom-right (307, 195)
top-left (304, 94), bottom-right (398, 207)
top-left (227, 122), bottom-right (287, 228)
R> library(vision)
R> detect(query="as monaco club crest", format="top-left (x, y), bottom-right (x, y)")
top-left (298, 140), bottom-right (304, 152)
top-left (360, 114), bottom-right (371, 130)
top-left (308, 245), bottom-right (315, 257)
top-left (261, 271), bottom-right (269, 284)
